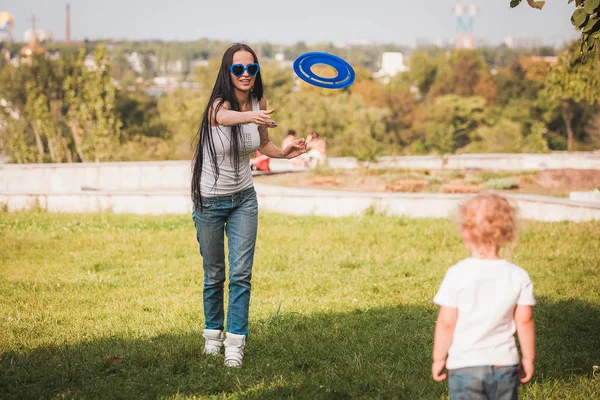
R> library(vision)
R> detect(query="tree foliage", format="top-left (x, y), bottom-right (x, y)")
top-left (428, 50), bottom-right (496, 104)
top-left (413, 95), bottom-right (487, 154)
top-left (2, 40), bottom-right (600, 164)
top-left (510, 0), bottom-right (600, 54)
top-left (541, 43), bottom-right (600, 149)
top-left (0, 47), bottom-right (122, 163)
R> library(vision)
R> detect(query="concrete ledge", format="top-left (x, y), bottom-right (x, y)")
top-left (570, 191), bottom-right (600, 204)
top-left (376, 153), bottom-right (600, 171)
top-left (3, 185), bottom-right (599, 222)
top-left (0, 159), bottom-right (306, 194)
top-left (328, 153), bottom-right (600, 171)
top-left (2, 153), bottom-right (599, 194)
top-left (254, 185), bottom-right (600, 222)
top-left (0, 191), bottom-right (192, 215)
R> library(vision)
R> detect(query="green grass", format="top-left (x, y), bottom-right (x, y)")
top-left (483, 178), bottom-right (520, 190)
top-left (1, 211), bottom-right (599, 399)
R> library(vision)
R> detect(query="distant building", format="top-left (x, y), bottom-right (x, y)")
top-left (20, 36), bottom-right (45, 60)
top-left (372, 52), bottom-right (408, 83)
top-left (126, 52), bottom-right (145, 74)
top-left (160, 59), bottom-right (183, 74)
top-left (473, 37), bottom-right (488, 48)
top-left (0, 12), bottom-right (16, 42)
top-left (84, 53), bottom-right (97, 71)
top-left (381, 52), bottom-right (408, 75)
top-left (335, 39), bottom-right (375, 48)
top-left (454, 3), bottom-right (478, 49)
top-left (190, 58), bottom-right (209, 70)
top-left (529, 55), bottom-right (558, 66)
top-left (23, 29), bottom-right (53, 43)
top-left (47, 51), bottom-right (61, 61)
top-left (153, 76), bottom-right (178, 86)
top-left (504, 36), bottom-right (542, 49)
top-left (0, 98), bottom-right (19, 119)
top-left (415, 38), bottom-right (453, 48)
top-left (148, 54), bottom-right (158, 70)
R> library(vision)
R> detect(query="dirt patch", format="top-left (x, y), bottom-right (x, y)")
top-left (534, 169), bottom-right (600, 190)
top-left (310, 176), bottom-right (340, 186)
top-left (254, 168), bottom-right (599, 198)
top-left (385, 180), bottom-right (429, 193)
top-left (441, 184), bottom-right (481, 194)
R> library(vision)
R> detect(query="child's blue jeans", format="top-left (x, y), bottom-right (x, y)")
top-left (448, 365), bottom-right (520, 400)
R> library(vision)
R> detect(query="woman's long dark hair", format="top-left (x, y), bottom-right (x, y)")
top-left (191, 43), bottom-right (263, 210)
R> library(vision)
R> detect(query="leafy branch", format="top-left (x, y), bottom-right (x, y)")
top-left (510, 0), bottom-right (600, 53)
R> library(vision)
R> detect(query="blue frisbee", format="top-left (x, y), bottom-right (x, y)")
top-left (293, 52), bottom-right (355, 89)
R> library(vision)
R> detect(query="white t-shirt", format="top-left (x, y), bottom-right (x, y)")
top-left (200, 98), bottom-right (261, 197)
top-left (433, 258), bottom-right (535, 370)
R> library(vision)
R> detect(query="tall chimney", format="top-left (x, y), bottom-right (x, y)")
top-left (65, 3), bottom-right (71, 43)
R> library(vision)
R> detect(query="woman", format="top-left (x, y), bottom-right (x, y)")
top-left (191, 43), bottom-right (306, 367)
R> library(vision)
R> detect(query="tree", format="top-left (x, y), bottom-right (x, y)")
top-left (464, 119), bottom-right (525, 153)
top-left (64, 46), bottom-right (122, 162)
top-left (428, 50), bottom-right (496, 104)
top-left (492, 57), bottom-right (551, 144)
top-left (510, 0), bottom-right (600, 54)
top-left (0, 54), bottom-right (76, 163)
top-left (118, 91), bottom-right (166, 136)
top-left (273, 90), bottom-right (390, 159)
top-left (260, 61), bottom-right (296, 106)
top-left (407, 53), bottom-right (438, 97)
top-left (494, 57), bottom-right (549, 106)
top-left (541, 43), bottom-right (600, 150)
top-left (463, 119), bottom-right (549, 153)
top-left (350, 75), bottom-right (418, 148)
top-left (412, 95), bottom-right (487, 154)
top-left (584, 111), bottom-right (600, 148)
top-left (158, 88), bottom-right (207, 160)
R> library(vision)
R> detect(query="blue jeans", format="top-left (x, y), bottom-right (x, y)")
top-left (192, 186), bottom-right (258, 337)
top-left (448, 365), bottom-right (520, 400)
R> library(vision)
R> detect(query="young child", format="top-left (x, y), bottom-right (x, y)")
top-left (432, 193), bottom-right (536, 399)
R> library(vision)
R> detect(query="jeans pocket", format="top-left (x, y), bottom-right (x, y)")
top-left (199, 199), bottom-right (218, 211)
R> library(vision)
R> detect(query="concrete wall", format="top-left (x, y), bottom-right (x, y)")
top-left (0, 159), bottom-right (307, 194)
top-left (2, 154), bottom-right (599, 222)
top-left (2, 185), bottom-right (599, 222)
top-left (254, 185), bottom-right (600, 222)
top-left (372, 153), bottom-right (600, 171)
top-left (2, 153), bottom-right (599, 194)
top-left (0, 161), bottom-right (191, 194)
top-left (0, 191), bottom-right (192, 215)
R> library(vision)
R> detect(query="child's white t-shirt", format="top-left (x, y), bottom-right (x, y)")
top-left (433, 258), bottom-right (535, 370)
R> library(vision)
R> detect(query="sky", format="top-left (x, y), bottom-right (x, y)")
top-left (3, 0), bottom-right (579, 47)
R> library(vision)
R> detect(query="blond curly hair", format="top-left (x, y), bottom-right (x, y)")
top-left (458, 193), bottom-right (517, 250)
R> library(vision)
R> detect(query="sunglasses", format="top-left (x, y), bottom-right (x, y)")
top-left (230, 63), bottom-right (260, 77)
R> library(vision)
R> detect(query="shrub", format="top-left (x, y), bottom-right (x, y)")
top-left (483, 178), bottom-right (519, 190)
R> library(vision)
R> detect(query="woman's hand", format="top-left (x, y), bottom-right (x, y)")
top-left (283, 138), bottom-right (307, 159)
top-left (248, 109), bottom-right (277, 128)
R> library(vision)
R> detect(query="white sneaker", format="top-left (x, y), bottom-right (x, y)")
top-left (202, 329), bottom-right (223, 355)
top-left (223, 333), bottom-right (246, 367)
